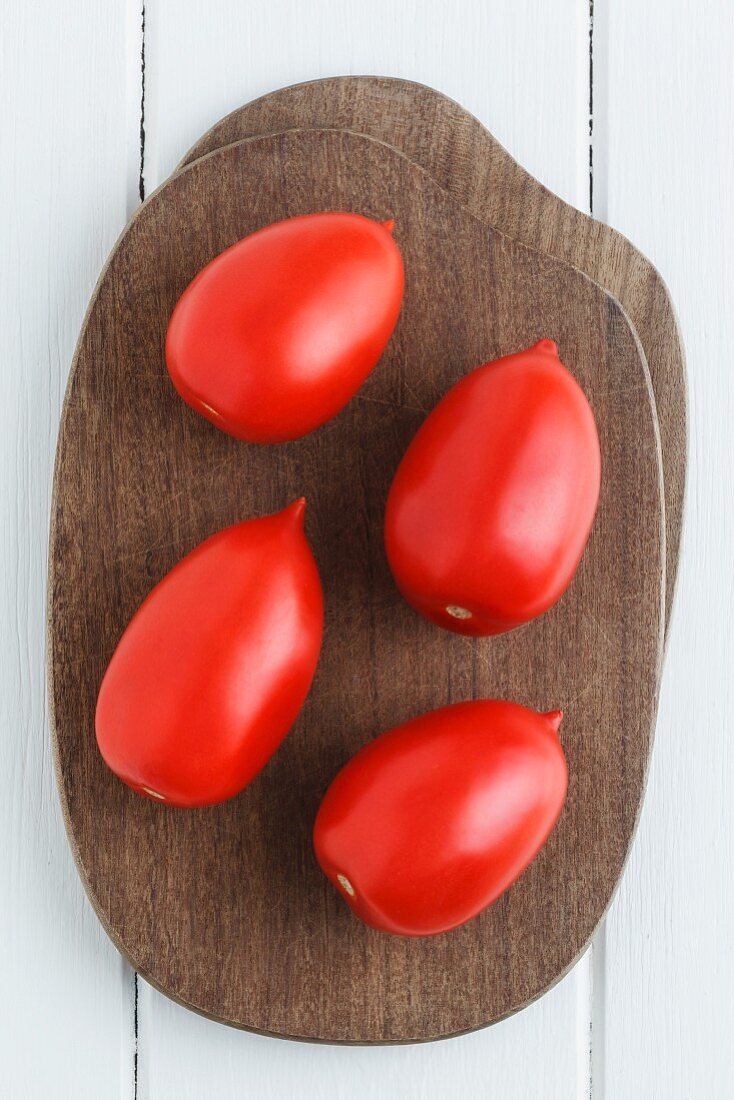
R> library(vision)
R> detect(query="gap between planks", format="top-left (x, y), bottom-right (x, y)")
top-left (126, 0), bottom-right (147, 217)
top-left (126, 2), bottom-right (146, 1094)
top-left (586, 0), bottom-right (608, 1096)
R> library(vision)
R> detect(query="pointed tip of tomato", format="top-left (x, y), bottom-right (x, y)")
top-left (381, 218), bottom-right (395, 235)
top-left (543, 710), bottom-right (563, 734)
top-left (280, 497), bottom-right (307, 528)
top-left (534, 338), bottom-right (558, 356)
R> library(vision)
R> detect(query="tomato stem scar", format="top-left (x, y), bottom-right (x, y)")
top-left (141, 786), bottom-right (166, 800)
top-left (446, 605), bottom-right (472, 620)
top-left (199, 399), bottom-right (222, 420)
top-left (337, 874), bottom-right (355, 897)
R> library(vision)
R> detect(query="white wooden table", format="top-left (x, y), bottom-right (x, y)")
top-left (1, 2), bottom-right (730, 1096)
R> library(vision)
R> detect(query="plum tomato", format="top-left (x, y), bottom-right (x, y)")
top-left (165, 212), bottom-right (404, 443)
top-left (384, 340), bottom-right (601, 636)
top-left (313, 699), bottom-right (568, 936)
top-left (95, 500), bottom-right (323, 807)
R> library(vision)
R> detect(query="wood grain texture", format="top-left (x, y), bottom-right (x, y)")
top-left (0, 0), bottom-right (135, 1096)
top-left (598, 2), bottom-right (734, 1097)
top-left (177, 76), bottom-right (685, 640)
top-left (49, 128), bottom-right (664, 1042)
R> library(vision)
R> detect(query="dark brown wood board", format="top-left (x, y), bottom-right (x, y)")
top-left (48, 129), bottom-right (664, 1042)
top-left (178, 75), bottom-right (685, 640)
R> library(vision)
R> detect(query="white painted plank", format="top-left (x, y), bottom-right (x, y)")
top-left (144, 0), bottom-right (590, 210)
top-left (140, 3), bottom-right (592, 1097)
top-left (599, 2), bottom-right (734, 1097)
top-left (139, 961), bottom-right (586, 1100)
top-left (0, 1), bottom-right (136, 1096)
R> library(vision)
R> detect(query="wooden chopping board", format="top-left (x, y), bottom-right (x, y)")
top-left (48, 128), bottom-right (664, 1043)
top-left (177, 75), bottom-right (685, 639)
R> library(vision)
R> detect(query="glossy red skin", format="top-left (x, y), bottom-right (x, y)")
top-left (313, 700), bottom-right (567, 936)
top-left (95, 501), bottom-right (323, 807)
top-left (165, 212), bottom-right (404, 443)
top-left (384, 340), bottom-right (601, 636)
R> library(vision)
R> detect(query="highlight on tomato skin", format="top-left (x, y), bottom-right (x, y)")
top-left (165, 212), bottom-right (404, 444)
top-left (95, 500), bottom-right (324, 808)
top-left (312, 700), bottom-right (568, 937)
top-left (384, 339), bottom-right (601, 637)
